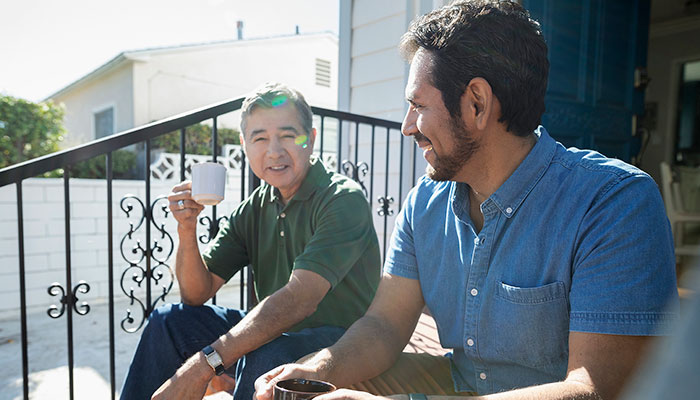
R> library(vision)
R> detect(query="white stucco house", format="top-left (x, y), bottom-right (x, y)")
top-left (48, 32), bottom-right (338, 148)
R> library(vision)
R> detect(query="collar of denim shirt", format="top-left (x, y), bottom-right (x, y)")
top-left (476, 126), bottom-right (557, 219)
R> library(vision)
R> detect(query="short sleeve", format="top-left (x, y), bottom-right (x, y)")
top-left (201, 202), bottom-right (251, 282)
top-left (569, 174), bottom-right (680, 335)
top-left (384, 186), bottom-right (419, 280)
top-left (292, 192), bottom-right (374, 288)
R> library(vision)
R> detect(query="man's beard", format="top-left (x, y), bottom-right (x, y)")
top-left (424, 116), bottom-right (480, 181)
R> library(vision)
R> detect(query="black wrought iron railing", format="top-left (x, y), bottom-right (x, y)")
top-left (0, 97), bottom-right (419, 399)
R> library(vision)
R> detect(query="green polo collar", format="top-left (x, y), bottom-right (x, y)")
top-left (269, 157), bottom-right (325, 204)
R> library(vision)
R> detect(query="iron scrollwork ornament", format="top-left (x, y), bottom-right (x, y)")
top-left (341, 160), bottom-right (370, 199)
top-left (198, 215), bottom-right (229, 244)
top-left (47, 280), bottom-right (91, 319)
top-left (377, 196), bottom-right (394, 217)
top-left (119, 194), bottom-right (175, 333)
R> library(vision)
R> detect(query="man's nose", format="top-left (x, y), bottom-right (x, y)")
top-left (266, 137), bottom-right (285, 156)
top-left (401, 107), bottom-right (417, 137)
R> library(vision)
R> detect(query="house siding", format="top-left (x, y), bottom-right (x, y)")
top-left (53, 65), bottom-right (134, 148)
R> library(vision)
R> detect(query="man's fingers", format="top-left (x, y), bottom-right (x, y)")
top-left (255, 364), bottom-right (300, 400)
top-left (171, 180), bottom-right (193, 193)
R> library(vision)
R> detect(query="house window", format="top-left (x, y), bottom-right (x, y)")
top-left (94, 107), bottom-right (114, 139)
top-left (675, 60), bottom-right (700, 166)
top-left (315, 58), bottom-right (331, 87)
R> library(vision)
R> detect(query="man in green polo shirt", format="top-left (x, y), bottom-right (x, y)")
top-left (120, 82), bottom-right (381, 400)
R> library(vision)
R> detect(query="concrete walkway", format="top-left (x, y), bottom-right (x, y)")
top-left (0, 284), bottom-right (446, 400)
top-left (0, 284), bottom-right (242, 400)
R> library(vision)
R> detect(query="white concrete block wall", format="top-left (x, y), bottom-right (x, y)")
top-left (0, 176), bottom-right (246, 320)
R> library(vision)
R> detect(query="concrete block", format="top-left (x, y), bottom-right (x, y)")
top-left (67, 183), bottom-right (96, 202)
top-left (0, 185), bottom-right (16, 203)
top-left (23, 220), bottom-right (49, 238)
top-left (24, 235), bottom-right (65, 255)
top-left (0, 236), bottom-right (19, 255)
top-left (72, 202), bottom-right (107, 219)
top-left (48, 251), bottom-right (67, 271)
top-left (74, 265), bottom-right (108, 286)
top-left (25, 269), bottom-right (68, 291)
top-left (71, 234), bottom-right (107, 251)
top-left (0, 203), bottom-right (18, 221)
top-left (23, 203), bottom-right (64, 222)
top-left (0, 221), bottom-right (19, 238)
top-left (25, 254), bottom-right (51, 272)
top-left (20, 184), bottom-right (46, 202)
top-left (72, 219), bottom-right (97, 235)
top-left (44, 184), bottom-right (66, 203)
top-left (71, 250), bottom-right (98, 268)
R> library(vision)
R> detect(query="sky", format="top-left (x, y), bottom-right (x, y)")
top-left (0, 0), bottom-right (339, 102)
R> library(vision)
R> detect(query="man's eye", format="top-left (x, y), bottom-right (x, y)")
top-left (253, 137), bottom-right (267, 142)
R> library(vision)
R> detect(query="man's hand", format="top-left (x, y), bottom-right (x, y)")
top-left (168, 181), bottom-right (205, 232)
top-left (152, 352), bottom-right (214, 400)
top-left (315, 389), bottom-right (400, 400)
top-left (254, 363), bottom-right (323, 400)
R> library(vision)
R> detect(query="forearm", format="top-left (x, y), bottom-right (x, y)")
top-left (429, 380), bottom-right (599, 400)
top-left (175, 227), bottom-right (215, 305)
top-left (308, 312), bottom-right (416, 387)
top-left (212, 283), bottom-right (318, 368)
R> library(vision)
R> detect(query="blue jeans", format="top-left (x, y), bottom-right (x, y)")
top-left (119, 303), bottom-right (346, 400)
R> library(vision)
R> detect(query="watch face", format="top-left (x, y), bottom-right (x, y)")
top-left (203, 346), bottom-right (224, 373)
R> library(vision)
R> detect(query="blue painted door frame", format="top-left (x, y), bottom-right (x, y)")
top-left (523, 0), bottom-right (651, 162)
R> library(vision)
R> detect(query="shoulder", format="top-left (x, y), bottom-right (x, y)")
top-left (314, 162), bottom-right (368, 203)
top-left (550, 145), bottom-right (657, 198)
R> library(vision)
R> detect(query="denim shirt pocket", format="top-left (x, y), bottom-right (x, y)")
top-left (487, 281), bottom-right (569, 368)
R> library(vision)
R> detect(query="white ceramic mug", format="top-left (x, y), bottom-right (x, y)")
top-left (191, 162), bottom-right (226, 205)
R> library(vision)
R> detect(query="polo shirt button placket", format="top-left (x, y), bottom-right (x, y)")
top-left (279, 212), bottom-right (286, 241)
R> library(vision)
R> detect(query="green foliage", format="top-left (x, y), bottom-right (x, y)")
top-left (0, 94), bottom-right (65, 169)
top-left (152, 123), bottom-right (240, 155)
top-left (70, 150), bottom-right (137, 179)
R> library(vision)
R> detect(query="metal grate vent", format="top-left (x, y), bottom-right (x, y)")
top-left (315, 58), bottom-right (331, 87)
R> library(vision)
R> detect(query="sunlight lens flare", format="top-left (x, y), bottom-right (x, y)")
top-left (295, 134), bottom-right (308, 148)
top-left (271, 95), bottom-right (288, 107)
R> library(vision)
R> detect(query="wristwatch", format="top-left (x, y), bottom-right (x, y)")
top-left (202, 345), bottom-right (226, 376)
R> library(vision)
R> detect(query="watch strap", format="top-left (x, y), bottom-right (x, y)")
top-left (202, 345), bottom-right (226, 376)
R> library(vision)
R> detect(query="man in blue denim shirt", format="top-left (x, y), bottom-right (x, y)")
top-left (255, 1), bottom-right (679, 399)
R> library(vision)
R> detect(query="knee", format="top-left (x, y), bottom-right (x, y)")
top-left (146, 303), bottom-right (205, 331)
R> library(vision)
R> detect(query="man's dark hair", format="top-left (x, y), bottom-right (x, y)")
top-left (399, 0), bottom-right (549, 136)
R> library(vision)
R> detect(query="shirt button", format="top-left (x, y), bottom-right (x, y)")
top-left (479, 372), bottom-right (487, 380)
top-left (473, 237), bottom-right (480, 245)
top-left (506, 207), bottom-right (513, 214)
top-left (280, 231), bottom-right (285, 237)
top-left (470, 288), bottom-right (478, 296)
top-left (467, 338), bottom-right (474, 347)
top-left (280, 212), bottom-right (286, 218)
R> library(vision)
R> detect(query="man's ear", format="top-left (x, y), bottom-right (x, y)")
top-left (239, 132), bottom-right (247, 154)
top-left (461, 77), bottom-right (493, 131)
top-left (308, 128), bottom-right (317, 148)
